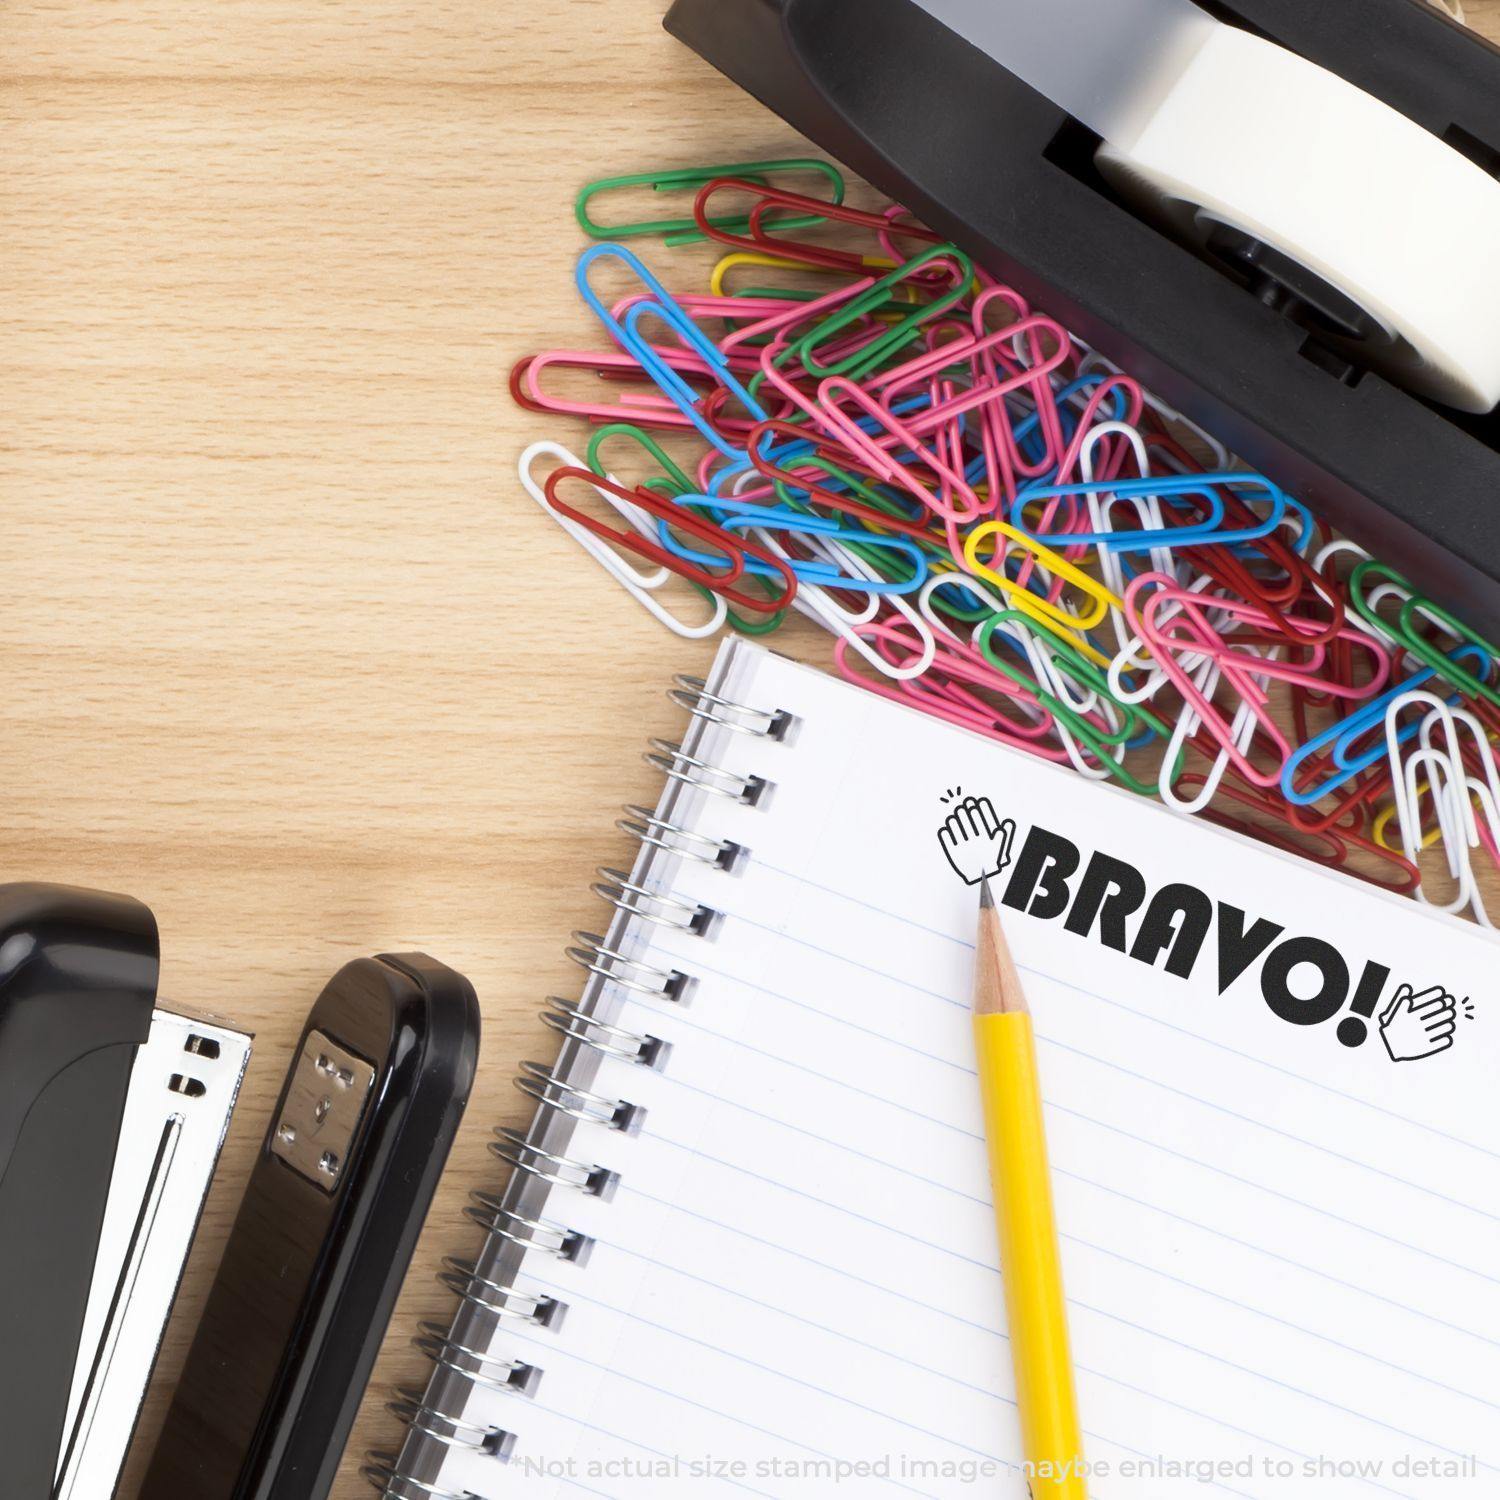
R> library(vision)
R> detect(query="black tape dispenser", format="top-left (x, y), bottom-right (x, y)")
top-left (665, 0), bottom-right (1500, 635)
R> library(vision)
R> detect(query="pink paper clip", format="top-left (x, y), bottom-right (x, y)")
top-left (814, 375), bottom-right (983, 524)
top-left (835, 619), bottom-right (1074, 759)
top-left (1143, 583), bottom-right (1393, 700)
top-left (515, 347), bottom-right (714, 430)
top-left (719, 277), bottom-right (877, 358)
top-left (1128, 576), bottom-right (1307, 787)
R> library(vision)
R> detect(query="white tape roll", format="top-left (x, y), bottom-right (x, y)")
top-left (1096, 25), bottom-right (1500, 412)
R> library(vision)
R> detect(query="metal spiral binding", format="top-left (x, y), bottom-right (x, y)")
top-left (566, 930), bottom-right (695, 1002)
top-left (667, 675), bottom-right (793, 740)
top-left (644, 738), bottom-right (769, 804)
top-left (413, 1319), bottom-right (542, 1398)
top-left (541, 996), bottom-right (671, 1070)
top-left (465, 1194), bottom-right (595, 1265)
top-left (387, 1387), bottom-right (518, 1462)
top-left (514, 1059), bottom-right (647, 1134)
top-left (370, 675), bottom-right (786, 1498)
top-left (438, 1256), bottom-right (566, 1329)
top-left (490, 1126), bottom-right (620, 1199)
top-left (361, 1455), bottom-right (473, 1500)
top-left (617, 803), bottom-right (744, 869)
top-left (590, 866), bottom-right (719, 934)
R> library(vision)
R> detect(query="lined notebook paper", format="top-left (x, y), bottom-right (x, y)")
top-left (413, 638), bottom-right (1500, 1500)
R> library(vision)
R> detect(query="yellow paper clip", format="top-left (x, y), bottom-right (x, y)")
top-left (709, 250), bottom-right (899, 299)
top-left (963, 522), bottom-right (1122, 667)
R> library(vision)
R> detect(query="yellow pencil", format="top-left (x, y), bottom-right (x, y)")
top-left (974, 878), bottom-right (1088, 1499)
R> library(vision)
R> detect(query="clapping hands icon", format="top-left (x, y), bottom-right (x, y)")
top-left (1379, 984), bottom-right (1460, 1063)
top-left (938, 795), bottom-right (1017, 888)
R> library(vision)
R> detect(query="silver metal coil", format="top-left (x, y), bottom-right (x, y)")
top-left (667, 675), bottom-right (792, 739)
top-left (567, 930), bottom-right (694, 1002)
top-left (514, 1060), bottom-right (645, 1134)
top-left (490, 1127), bottom-right (620, 1199)
top-left (617, 803), bottom-right (744, 869)
top-left (412, 1319), bottom-right (542, 1398)
top-left (388, 1388), bottom-right (517, 1460)
top-left (541, 997), bottom-right (669, 1070)
top-left (644, 738), bottom-right (768, 805)
top-left (464, 1194), bottom-right (594, 1265)
top-left (385, 679), bottom-right (790, 1491)
top-left (591, 866), bottom-right (718, 935)
top-left (439, 1256), bottom-right (565, 1329)
top-left (361, 1453), bottom-right (475, 1500)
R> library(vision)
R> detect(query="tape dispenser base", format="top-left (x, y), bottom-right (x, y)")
top-left (665, 0), bottom-right (1500, 636)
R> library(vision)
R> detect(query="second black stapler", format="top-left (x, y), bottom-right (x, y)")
top-left (140, 952), bottom-right (480, 1500)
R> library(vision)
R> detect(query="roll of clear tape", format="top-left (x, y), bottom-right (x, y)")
top-left (1095, 25), bottom-right (1500, 413)
top-left (912, 0), bottom-right (1220, 148)
top-left (912, 0), bottom-right (1498, 411)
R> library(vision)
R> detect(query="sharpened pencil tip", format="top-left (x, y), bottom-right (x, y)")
top-left (974, 884), bottom-right (1027, 1016)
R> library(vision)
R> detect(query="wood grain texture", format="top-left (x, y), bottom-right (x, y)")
top-left (3, 3), bottom-right (1497, 1496)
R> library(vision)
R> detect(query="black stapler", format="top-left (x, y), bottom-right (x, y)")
top-left (0, 884), bottom-right (157, 1498)
top-left (665, 0), bottom-right (1500, 634)
top-left (140, 954), bottom-right (480, 1500)
top-left (0, 882), bottom-right (249, 1500)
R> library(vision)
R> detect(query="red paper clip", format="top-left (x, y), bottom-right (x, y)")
top-left (542, 466), bottom-right (797, 614)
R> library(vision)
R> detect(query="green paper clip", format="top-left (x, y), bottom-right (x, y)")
top-left (576, 160), bottom-right (845, 247)
top-left (1350, 559), bottom-right (1500, 709)
top-left (977, 610), bottom-right (1177, 797)
top-left (587, 423), bottom-right (697, 498)
top-left (792, 245), bottom-right (974, 381)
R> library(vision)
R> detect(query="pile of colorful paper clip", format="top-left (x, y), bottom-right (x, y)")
top-left (514, 159), bottom-right (1500, 922)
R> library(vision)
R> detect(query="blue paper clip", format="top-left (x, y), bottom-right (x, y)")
top-left (1279, 643), bottom-right (1492, 805)
top-left (656, 499), bottom-right (929, 596)
top-left (1005, 373), bottom-right (1130, 468)
top-left (1008, 472), bottom-right (1293, 553)
top-left (724, 388), bottom-right (939, 495)
top-left (576, 243), bottom-right (768, 459)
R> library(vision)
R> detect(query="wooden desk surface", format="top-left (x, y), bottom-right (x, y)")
top-left (5, 3), bottom-right (1498, 1495)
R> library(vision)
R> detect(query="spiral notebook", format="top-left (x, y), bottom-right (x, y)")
top-left (380, 638), bottom-right (1500, 1500)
